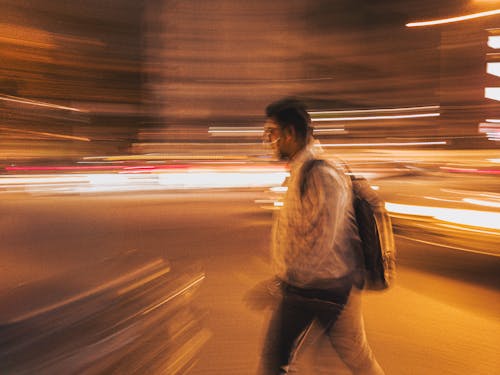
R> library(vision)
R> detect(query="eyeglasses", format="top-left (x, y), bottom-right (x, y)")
top-left (264, 126), bottom-right (279, 135)
top-left (263, 126), bottom-right (280, 145)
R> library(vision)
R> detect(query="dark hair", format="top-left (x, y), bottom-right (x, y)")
top-left (265, 97), bottom-right (312, 142)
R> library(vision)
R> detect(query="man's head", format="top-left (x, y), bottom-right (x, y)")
top-left (263, 97), bottom-right (312, 160)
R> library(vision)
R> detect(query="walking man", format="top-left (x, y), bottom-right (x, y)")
top-left (259, 97), bottom-right (385, 375)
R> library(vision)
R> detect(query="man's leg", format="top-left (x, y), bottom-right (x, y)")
top-left (327, 288), bottom-right (385, 375)
top-left (258, 295), bottom-right (314, 374)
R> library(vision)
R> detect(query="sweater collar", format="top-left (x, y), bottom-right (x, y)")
top-left (288, 142), bottom-right (317, 175)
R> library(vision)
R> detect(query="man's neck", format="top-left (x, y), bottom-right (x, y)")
top-left (288, 142), bottom-right (307, 161)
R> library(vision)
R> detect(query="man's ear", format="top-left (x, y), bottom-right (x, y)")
top-left (283, 126), bottom-right (296, 141)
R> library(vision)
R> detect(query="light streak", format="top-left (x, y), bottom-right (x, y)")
top-left (485, 87), bottom-right (500, 101)
top-left (0, 168), bottom-right (290, 194)
top-left (406, 9), bottom-right (500, 27)
top-left (0, 94), bottom-right (84, 112)
top-left (270, 186), bottom-right (288, 192)
top-left (141, 274), bottom-right (206, 316)
top-left (309, 105), bottom-right (440, 115)
top-left (385, 202), bottom-right (500, 230)
top-left (463, 198), bottom-right (500, 208)
top-left (438, 223), bottom-right (500, 237)
top-left (487, 62), bottom-right (500, 77)
top-left (311, 113), bottom-right (440, 122)
top-left (395, 234), bottom-right (498, 257)
top-left (0, 126), bottom-right (91, 142)
top-left (318, 141), bottom-right (447, 147)
top-left (6, 165), bottom-right (119, 172)
top-left (208, 127), bottom-right (263, 135)
top-left (424, 196), bottom-right (462, 204)
top-left (488, 35), bottom-right (500, 49)
top-left (440, 166), bottom-right (500, 174)
top-left (313, 128), bottom-right (345, 133)
top-left (7, 259), bottom-right (167, 323)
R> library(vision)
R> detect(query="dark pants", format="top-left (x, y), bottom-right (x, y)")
top-left (259, 280), bottom-right (351, 375)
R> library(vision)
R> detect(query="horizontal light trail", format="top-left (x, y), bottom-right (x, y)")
top-left (485, 87), bottom-right (500, 101)
top-left (0, 94), bottom-right (84, 112)
top-left (386, 202), bottom-right (500, 230)
top-left (209, 106), bottom-right (440, 136)
top-left (309, 105), bottom-right (440, 115)
top-left (209, 127), bottom-right (263, 135)
top-left (0, 126), bottom-right (90, 142)
top-left (406, 9), bottom-right (500, 27)
top-left (311, 113), bottom-right (440, 122)
top-left (318, 141), bottom-right (447, 147)
top-left (488, 35), bottom-right (500, 49)
top-left (462, 198), bottom-right (500, 208)
top-left (395, 234), bottom-right (499, 257)
top-left (7, 259), bottom-right (167, 323)
top-left (440, 166), bottom-right (500, 174)
top-left (0, 168), bottom-right (290, 194)
top-left (487, 62), bottom-right (500, 77)
top-left (141, 274), bottom-right (206, 316)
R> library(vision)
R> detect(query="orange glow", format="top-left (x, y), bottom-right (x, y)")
top-left (406, 9), bottom-right (500, 27)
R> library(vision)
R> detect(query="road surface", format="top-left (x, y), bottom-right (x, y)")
top-left (1, 189), bottom-right (499, 374)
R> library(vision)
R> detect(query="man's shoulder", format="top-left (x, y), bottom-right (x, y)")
top-left (299, 158), bottom-right (348, 195)
top-left (302, 158), bottom-right (347, 178)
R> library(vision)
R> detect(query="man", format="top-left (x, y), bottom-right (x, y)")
top-left (259, 97), bottom-right (384, 375)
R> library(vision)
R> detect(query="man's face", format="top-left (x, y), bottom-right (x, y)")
top-left (263, 119), bottom-right (289, 160)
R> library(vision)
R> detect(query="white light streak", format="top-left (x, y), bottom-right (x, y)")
top-left (406, 9), bottom-right (500, 27)
top-left (311, 113), bottom-right (440, 122)
top-left (0, 94), bottom-right (84, 112)
top-left (318, 141), bottom-right (447, 147)
top-left (488, 35), bottom-right (500, 49)
top-left (270, 186), bottom-right (288, 192)
top-left (0, 169), bottom-right (290, 195)
top-left (487, 62), bottom-right (500, 77)
top-left (463, 198), bottom-right (500, 208)
top-left (485, 87), bottom-right (500, 101)
top-left (309, 105), bottom-right (440, 115)
top-left (385, 202), bottom-right (500, 230)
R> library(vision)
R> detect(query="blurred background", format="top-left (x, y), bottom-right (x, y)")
top-left (0, 0), bottom-right (499, 374)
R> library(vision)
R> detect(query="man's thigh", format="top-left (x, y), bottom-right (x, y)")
top-left (259, 297), bottom-right (315, 373)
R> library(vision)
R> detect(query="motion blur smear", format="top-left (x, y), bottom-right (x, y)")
top-left (0, 0), bottom-right (499, 374)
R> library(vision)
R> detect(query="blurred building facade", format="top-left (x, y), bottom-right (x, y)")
top-left (0, 0), bottom-right (144, 162)
top-left (1, 0), bottom-right (498, 163)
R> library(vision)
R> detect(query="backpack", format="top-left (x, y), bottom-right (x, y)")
top-left (300, 159), bottom-right (396, 290)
